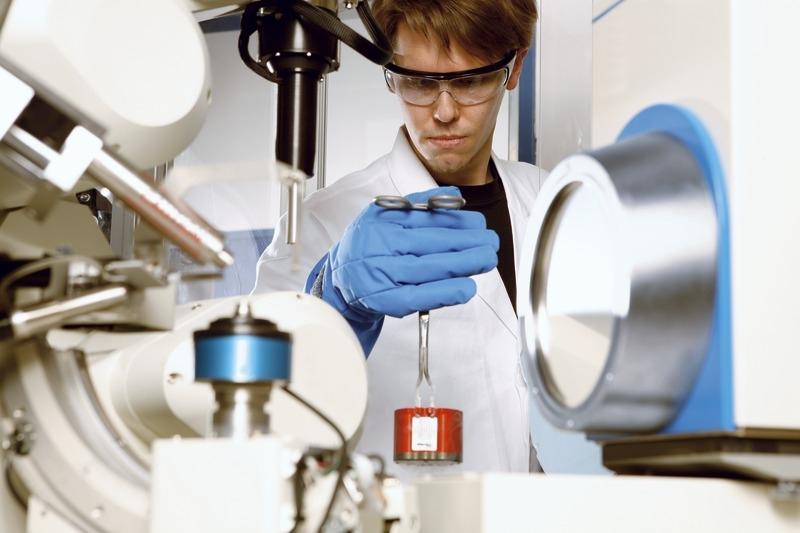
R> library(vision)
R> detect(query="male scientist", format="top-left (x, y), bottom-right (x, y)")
top-left (254, 0), bottom-right (542, 475)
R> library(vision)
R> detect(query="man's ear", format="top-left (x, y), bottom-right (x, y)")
top-left (506, 48), bottom-right (529, 91)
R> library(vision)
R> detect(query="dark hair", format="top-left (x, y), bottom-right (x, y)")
top-left (371, 0), bottom-right (538, 62)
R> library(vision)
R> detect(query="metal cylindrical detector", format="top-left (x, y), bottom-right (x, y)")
top-left (518, 132), bottom-right (718, 433)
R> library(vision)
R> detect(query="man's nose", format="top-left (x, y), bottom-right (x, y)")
top-left (432, 90), bottom-right (459, 123)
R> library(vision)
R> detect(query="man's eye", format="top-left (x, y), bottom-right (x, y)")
top-left (452, 76), bottom-right (490, 90)
top-left (403, 78), bottom-right (437, 91)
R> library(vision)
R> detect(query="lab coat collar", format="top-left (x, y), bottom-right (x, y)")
top-left (386, 127), bottom-right (520, 340)
top-left (386, 127), bottom-right (438, 196)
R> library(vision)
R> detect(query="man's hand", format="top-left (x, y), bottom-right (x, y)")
top-left (307, 186), bottom-right (499, 355)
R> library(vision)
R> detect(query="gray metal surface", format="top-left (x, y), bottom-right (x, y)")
top-left (535, 0), bottom-right (593, 170)
top-left (416, 311), bottom-right (432, 406)
top-left (285, 179), bottom-right (302, 244)
top-left (316, 73), bottom-right (328, 191)
top-left (0, 1), bottom-right (11, 33)
top-left (10, 285), bottom-right (128, 339)
top-left (109, 202), bottom-right (137, 259)
top-left (212, 383), bottom-right (272, 439)
top-left (522, 132), bottom-right (718, 432)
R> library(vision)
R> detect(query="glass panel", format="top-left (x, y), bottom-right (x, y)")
top-left (168, 28), bottom-right (282, 303)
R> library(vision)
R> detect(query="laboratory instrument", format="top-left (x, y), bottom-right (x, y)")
top-left (516, 0), bottom-right (800, 484)
top-left (238, 0), bottom-right (392, 243)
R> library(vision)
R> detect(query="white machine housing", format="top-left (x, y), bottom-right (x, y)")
top-left (0, 0), bottom-right (213, 169)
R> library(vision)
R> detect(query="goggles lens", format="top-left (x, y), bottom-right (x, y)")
top-left (384, 51), bottom-right (516, 106)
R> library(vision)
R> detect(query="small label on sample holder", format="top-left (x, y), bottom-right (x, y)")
top-left (411, 416), bottom-right (438, 451)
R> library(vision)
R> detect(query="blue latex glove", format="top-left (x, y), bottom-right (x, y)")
top-left (306, 186), bottom-right (499, 356)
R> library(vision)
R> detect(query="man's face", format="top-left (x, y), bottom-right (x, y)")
top-left (392, 25), bottom-right (527, 183)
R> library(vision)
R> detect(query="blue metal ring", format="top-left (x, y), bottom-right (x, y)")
top-left (194, 335), bottom-right (291, 383)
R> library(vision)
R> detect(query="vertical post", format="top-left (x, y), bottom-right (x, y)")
top-left (535, 0), bottom-right (593, 171)
top-left (316, 73), bottom-right (328, 192)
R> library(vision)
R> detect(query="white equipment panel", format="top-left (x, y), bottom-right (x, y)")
top-left (414, 474), bottom-right (800, 533)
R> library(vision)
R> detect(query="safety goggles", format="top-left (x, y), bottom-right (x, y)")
top-left (383, 50), bottom-right (517, 106)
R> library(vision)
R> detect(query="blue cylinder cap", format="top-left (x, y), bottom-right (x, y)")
top-left (193, 301), bottom-right (291, 383)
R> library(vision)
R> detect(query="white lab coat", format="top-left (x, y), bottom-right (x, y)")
top-left (254, 129), bottom-right (543, 477)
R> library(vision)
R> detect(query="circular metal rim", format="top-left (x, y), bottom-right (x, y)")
top-left (520, 155), bottom-right (626, 427)
top-left (519, 134), bottom-right (718, 433)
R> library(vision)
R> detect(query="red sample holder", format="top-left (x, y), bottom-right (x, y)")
top-left (394, 406), bottom-right (463, 464)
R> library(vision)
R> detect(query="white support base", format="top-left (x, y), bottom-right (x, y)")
top-left (27, 497), bottom-right (81, 533)
top-left (149, 437), bottom-right (292, 533)
top-left (414, 473), bottom-right (800, 533)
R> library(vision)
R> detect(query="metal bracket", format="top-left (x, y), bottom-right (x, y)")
top-left (771, 481), bottom-right (800, 502)
top-left (1, 409), bottom-right (36, 456)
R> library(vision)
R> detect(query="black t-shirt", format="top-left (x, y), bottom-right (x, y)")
top-left (442, 163), bottom-right (516, 311)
